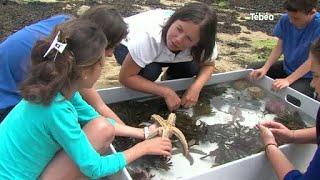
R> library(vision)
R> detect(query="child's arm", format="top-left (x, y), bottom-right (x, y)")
top-left (258, 123), bottom-right (320, 180)
top-left (79, 88), bottom-right (125, 124)
top-left (272, 57), bottom-right (311, 90)
top-left (48, 111), bottom-right (170, 179)
top-left (181, 62), bottom-right (215, 108)
top-left (257, 123), bottom-right (295, 179)
top-left (292, 127), bottom-right (317, 144)
top-left (112, 122), bottom-right (145, 139)
top-left (260, 121), bottom-right (317, 144)
top-left (265, 145), bottom-right (295, 180)
top-left (123, 137), bottom-right (171, 164)
top-left (250, 39), bottom-right (283, 79)
top-left (119, 54), bottom-right (181, 111)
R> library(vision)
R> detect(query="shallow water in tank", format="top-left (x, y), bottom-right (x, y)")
top-left (109, 80), bottom-right (315, 180)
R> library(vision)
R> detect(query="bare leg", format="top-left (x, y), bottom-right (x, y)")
top-left (40, 117), bottom-right (115, 180)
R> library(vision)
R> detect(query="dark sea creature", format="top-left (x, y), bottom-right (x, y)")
top-left (201, 121), bottom-right (263, 165)
top-left (127, 167), bottom-right (154, 180)
top-left (192, 102), bottom-right (214, 118)
top-left (274, 111), bottom-right (306, 130)
top-left (232, 79), bottom-right (251, 91)
top-left (247, 86), bottom-right (265, 99)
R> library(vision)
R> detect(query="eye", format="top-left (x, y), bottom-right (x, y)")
top-left (176, 26), bottom-right (183, 33)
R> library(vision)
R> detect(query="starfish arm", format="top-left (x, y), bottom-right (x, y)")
top-left (167, 113), bottom-right (176, 125)
top-left (171, 127), bottom-right (189, 156)
top-left (151, 114), bottom-right (166, 127)
top-left (162, 128), bottom-right (170, 138)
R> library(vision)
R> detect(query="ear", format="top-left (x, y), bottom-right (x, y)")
top-left (309, 9), bottom-right (317, 15)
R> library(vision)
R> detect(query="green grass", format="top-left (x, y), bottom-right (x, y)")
top-left (215, 0), bottom-right (228, 8)
top-left (251, 39), bottom-right (277, 61)
top-left (252, 39), bottom-right (277, 50)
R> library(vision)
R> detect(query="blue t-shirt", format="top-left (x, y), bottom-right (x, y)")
top-left (0, 15), bottom-right (71, 109)
top-left (0, 92), bottom-right (126, 179)
top-left (284, 108), bottom-right (320, 180)
top-left (274, 13), bottom-right (320, 78)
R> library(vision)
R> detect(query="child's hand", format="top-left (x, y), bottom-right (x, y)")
top-left (181, 86), bottom-right (200, 108)
top-left (256, 123), bottom-right (277, 146)
top-left (260, 120), bottom-right (294, 144)
top-left (163, 87), bottom-right (181, 111)
top-left (140, 137), bottom-right (172, 156)
top-left (272, 78), bottom-right (290, 91)
top-left (250, 67), bottom-right (268, 79)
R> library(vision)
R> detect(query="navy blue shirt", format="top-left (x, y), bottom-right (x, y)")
top-left (284, 108), bottom-right (320, 180)
top-left (274, 13), bottom-right (320, 79)
top-left (0, 15), bottom-right (71, 109)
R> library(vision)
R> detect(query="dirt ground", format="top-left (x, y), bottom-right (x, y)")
top-left (0, 0), bottom-right (283, 88)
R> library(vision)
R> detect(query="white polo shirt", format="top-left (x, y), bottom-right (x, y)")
top-left (121, 9), bottom-right (218, 68)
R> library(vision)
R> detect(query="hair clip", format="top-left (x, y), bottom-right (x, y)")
top-left (43, 31), bottom-right (67, 61)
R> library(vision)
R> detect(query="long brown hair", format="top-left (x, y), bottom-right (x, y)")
top-left (161, 2), bottom-right (217, 63)
top-left (20, 19), bottom-right (107, 105)
top-left (81, 5), bottom-right (128, 48)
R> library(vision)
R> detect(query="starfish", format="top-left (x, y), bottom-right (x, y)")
top-left (147, 113), bottom-right (191, 161)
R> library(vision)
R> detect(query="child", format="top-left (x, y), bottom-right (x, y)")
top-left (250, 0), bottom-right (320, 104)
top-left (257, 38), bottom-right (320, 180)
top-left (114, 2), bottom-right (218, 111)
top-left (0, 5), bottom-right (128, 124)
top-left (0, 19), bottom-right (171, 179)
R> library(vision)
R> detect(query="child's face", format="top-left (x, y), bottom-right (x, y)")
top-left (166, 20), bottom-right (200, 52)
top-left (81, 53), bottom-right (105, 88)
top-left (310, 54), bottom-right (320, 100)
top-left (287, 11), bottom-right (314, 28)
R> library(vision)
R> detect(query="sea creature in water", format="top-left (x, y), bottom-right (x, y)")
top-left (201, 121), bottom-right (263, 165)
top-left (232, 79), bottom-right (251, 91)
top-left (228, 106), bottom-right (245, 122)
top-left (274, 110), bottom-right (306, 130)
top-left (265, 98), bottom-right (286, 114)
top-left (127, 166), bottom-right (154, 180)
top-left (247, 86), bottom-right (265, 99)
top-left (147, 113), bottom-right (192, 164)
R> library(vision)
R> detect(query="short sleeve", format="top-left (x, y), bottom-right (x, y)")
top-left (210, 42), bottom-right (218, 61)
top-left (127, 32), bottom-right (161, 68)
top-left (70, 92), bottom-right (100, 125)
top-left (273, 15), bottom-right (286, 39)
top-left (284, 170), bottom-right (303, 180)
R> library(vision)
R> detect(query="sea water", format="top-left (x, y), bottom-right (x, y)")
top-left (109, 80), bottom-right (315, 180)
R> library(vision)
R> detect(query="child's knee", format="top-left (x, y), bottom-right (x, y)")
top-left (92, 118), bottom-right (115, 140)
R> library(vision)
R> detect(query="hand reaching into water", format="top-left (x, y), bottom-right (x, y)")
top-left (139, 137), bottom-right (172, 156)
top-left (259, 120), bottom-right (294, 144)
top-left (257, 122), bottom-right (277, 147)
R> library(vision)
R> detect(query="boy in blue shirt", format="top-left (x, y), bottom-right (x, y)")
top-left (250, 0), bottom-right (320, 103)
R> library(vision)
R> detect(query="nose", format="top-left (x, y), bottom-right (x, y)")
top-left (174, 34), bottom-right (184, 45)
